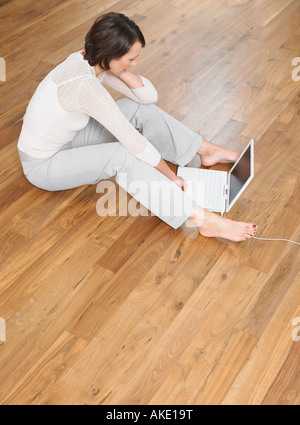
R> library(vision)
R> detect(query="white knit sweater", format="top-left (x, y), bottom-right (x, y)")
top-left (17, 51), bottom-right (162, 167)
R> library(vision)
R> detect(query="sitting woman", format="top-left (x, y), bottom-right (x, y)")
top-left (17, 12), bottom-right (257, 242)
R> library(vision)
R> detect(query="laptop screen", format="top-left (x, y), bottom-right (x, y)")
top-left (228, 144), bottom-right (252, 206)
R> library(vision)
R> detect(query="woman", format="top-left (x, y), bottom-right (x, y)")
top-left (17, 12), bottom-right (257, 242)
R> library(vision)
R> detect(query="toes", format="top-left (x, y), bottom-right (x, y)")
top-left (241, 223), bottom-right (257, 240)
top-left (245, 224), bottom-right (257, 236)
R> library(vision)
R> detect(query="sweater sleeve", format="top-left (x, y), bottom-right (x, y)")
top-left (102, 72), bottom-right (158, 104)
top-left (76, 77), bottom-right (161, 167)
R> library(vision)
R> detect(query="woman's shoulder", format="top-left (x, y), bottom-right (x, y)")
top-left (50, 51), bottom-right (94, 84)
top-left (64, 50), bottom-right (92, 73)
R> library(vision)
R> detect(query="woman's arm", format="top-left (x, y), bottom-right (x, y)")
top-left (102, 71), bottom-right (158, 104)
top-left (102, 74), bottom-right (183, 188)
top-left (110, 72), bottom-right (183, 185)
top-left (77, 77), bottom-right (161, 167)
top-left (117, 70), bottom-right (144, 89)
top-left (119, 72), bottom-right (185, 189)
top-left (76, 77), bottom-right (184, 188)
top-left (154, 158), bottom-right (188, 192)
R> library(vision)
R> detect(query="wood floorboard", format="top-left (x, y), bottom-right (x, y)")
top-left (0, 0), bottom-right (299, 405)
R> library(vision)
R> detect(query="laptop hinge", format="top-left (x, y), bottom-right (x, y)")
top-left (223, 184), bottom-right (229, 199)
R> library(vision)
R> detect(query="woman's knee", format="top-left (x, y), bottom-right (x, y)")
top-left (109, 143), bottom-right (137, 174)
top-left (116, 98), bottom-right (140, 121)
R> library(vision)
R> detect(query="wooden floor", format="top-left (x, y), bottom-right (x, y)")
top-left (0, 0), bottom-right (299, 405)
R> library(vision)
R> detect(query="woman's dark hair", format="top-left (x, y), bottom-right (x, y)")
top-left (84, 12), bottom-right (145, 70)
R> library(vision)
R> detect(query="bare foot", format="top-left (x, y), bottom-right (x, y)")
top-left (189, 207), bottom-right (257, 242)
top-left (197, 139), bottom-right (239, 167)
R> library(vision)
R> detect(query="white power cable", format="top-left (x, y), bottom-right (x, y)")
top-left (252, 236), bottom-right (300, 246)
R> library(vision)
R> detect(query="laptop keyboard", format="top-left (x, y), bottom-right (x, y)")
top-left (200, 170), bottom-right (226, 210)
top-left (178, 168), bottom-right (226, 211)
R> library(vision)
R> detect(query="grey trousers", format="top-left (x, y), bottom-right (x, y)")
top-left (18, 99), bottom-right (203, 229)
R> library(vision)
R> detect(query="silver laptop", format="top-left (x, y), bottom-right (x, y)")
top-left (177, 139), bottom-right (254, 215)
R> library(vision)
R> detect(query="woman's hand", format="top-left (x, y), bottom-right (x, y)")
top-left (172, 176), bottom-right (188, 192)
top-left (154, 158), bottom-right (188, 192)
